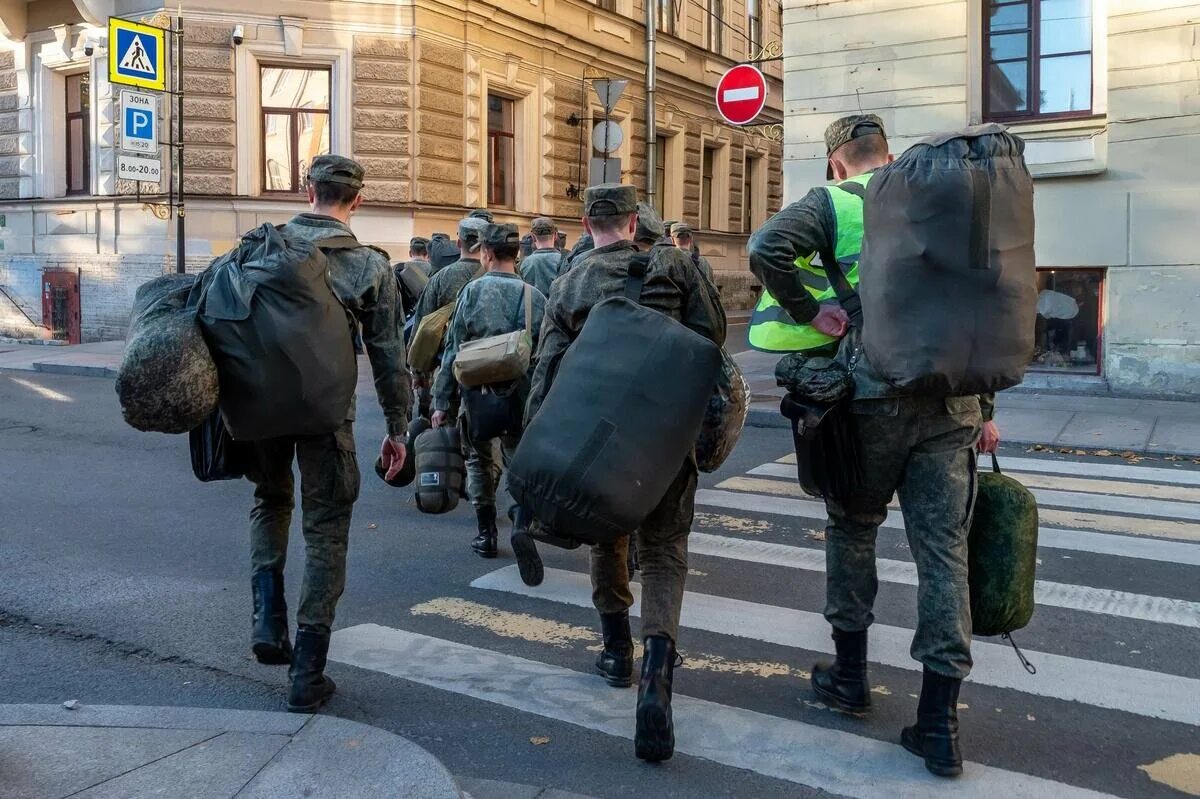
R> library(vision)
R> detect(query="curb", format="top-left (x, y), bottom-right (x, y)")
top-left (0, 704), bottom-right (462, 798)
top-left (31, 362), bottom-right (118, 378)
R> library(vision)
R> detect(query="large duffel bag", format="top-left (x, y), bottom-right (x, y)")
top-left (116, 274), bottom-right (219, 434)
top-left (859, 124), bottom-right (1037, 396)
top-left (414, 425), bottom-right (466, 514)
top-left (194, 224), bottom-right (359, 441)
top-left (507, 255), bottom-right (722, 545)
top-left (969, 454), bottom-right (1039, 637)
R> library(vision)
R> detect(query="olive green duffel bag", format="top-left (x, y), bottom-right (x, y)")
top-left (452, 283), bottom-right (534, 388)
top-left (969, 454), bottom-right (1039, 638)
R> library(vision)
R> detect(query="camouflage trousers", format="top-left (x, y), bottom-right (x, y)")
top-left (459, 414), bottom-right (519, 512)
top-left (591, 460), bottom-right (697, 642)
top-left (246, 420), bottom-right (361, 634)
top-left (823, 395), bottom-right (981, 679)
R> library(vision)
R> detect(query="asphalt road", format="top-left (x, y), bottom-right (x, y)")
top-left (2, 370), bottom-right (1198, 798)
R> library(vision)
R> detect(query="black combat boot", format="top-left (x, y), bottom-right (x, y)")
top-left (635, 635), bottom-right (677, 762)
top-left (471, 505), bottom-right (498, 558)
top-left (287, 628), bottom-right (337, 713)
top-left (901, 667), bottom-right (964, 777)
top-left (810, 628), bottom-right (870, 713)
top-left (510, 507), bottom-right (544, 587)
top-left (595, 611), bottom-right (634, 688)
top-left (251, 569), bottom-right (292, 665)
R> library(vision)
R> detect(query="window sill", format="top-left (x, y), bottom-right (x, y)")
top-left (1004, 116), bottom-right (1108, 179)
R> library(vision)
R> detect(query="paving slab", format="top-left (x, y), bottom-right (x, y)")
top-left (991, 407), bottom-right (1073, 446)
top-left (1055, 413), bottom-right (1154, 451)
top-left (74, 732), bottom-right (290, 799)
top-left (1146, 418), bottom-right (1200, 456)
top-left (0, 705), bottom-right (462, 799)
top-left (0, 725), bottom-right (213, 799)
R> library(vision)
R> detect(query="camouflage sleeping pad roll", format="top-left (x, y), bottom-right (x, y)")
top-left (774, 351), bottom-right (854, 404)
top-left (116, 273), bottom-right (219, 434)
top-left (696, 349), bottom-right (750, 473)
top-left (968, 454), bottom-right (1039, 637)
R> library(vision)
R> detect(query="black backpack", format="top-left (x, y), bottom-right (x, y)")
top-left (195, 224), bottom-right (359, 441)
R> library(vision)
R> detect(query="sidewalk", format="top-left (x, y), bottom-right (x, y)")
top-left (736, 349), bottom-right (1200, 457)
top-left (3, 341), bottom-right (1198, 455)
top-left (0, 703), bottom-right (462, 799)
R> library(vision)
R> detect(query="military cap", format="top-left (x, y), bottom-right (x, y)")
top-left (634, 202), bottom-right (665, 243)
top-left (670, 222), bottom-right (694, 238)
top-left (308, 155), bottom-right (365, 189)
top-left (824, 113), bottom-right (887, 179)
top-left (468, 208), bottom-right (494, 222)
top-left (458, 217), bottom-right (488, 251)
top-left (409, 236), bottom-right (429, 248)
top-left (530, 217), bottom-right (557, 236)
top-left (480, 222), bottom-right (520, 249)
top-left (583, 183), bottom-right (637, 217)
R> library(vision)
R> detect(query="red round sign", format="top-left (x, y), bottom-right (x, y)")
top-left (715, 64), bottom-right (768, 126)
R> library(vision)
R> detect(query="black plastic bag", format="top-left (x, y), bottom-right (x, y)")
top-left (189, 409), bottom-right (252, 482)
top-left (463, 384), bottom-right (523, 443)
top-left (779, 394), bottom-right (862, 500)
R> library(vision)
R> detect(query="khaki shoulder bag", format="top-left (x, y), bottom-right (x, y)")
top-left (452, 282), bottom-right (535, 388)
top-left (407, 262), bottom-right (485, 373)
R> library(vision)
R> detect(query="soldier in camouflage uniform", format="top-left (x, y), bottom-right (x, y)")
top-left (408, 217), bottom-right (488, 420)
top-left (246, 155), bottom-right (411, 714)
top-left (747, 115), bottom-right (1001, 778)
top-left (431, 223), bottom-right (547, 587)
top-left (519, 217), bottom-right (568, 298)
top-left (526, 184), bottom-right (725, 763)
top-left (670, 222), bottom-right (714, 281)
top-left (394, 236), bottom-right (432, 321)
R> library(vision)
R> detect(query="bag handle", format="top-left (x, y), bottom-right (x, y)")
top-left (523, 283), bottom-right (534, 336)
top-left (990, 452), bottom-right (1001, 474)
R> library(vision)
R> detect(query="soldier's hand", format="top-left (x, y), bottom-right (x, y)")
top-left (381, 435), bottom-right (407, 481)
top-left (431, 410), bottom-right (449, 428)
top-left (977, 420), bottom-right (1000, 454)
top-left (812, 304), bottom-right (849, 338)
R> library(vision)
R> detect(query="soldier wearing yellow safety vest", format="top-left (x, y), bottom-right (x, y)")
top-left (747, 115), bottom-right (893, 353)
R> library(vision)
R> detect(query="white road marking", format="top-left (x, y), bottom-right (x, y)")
top-left (687, 533), bottom-right (1200, 629)
top-left (722, 86), bottom-right (761, 103)
top-left (330, 624), bottom-right (1116, 799)
top-left (7, 376), bottom-right (73, 402)
top-left (472, 566), bottom-right (1200, 727)
top-left (727, 473), bottom-right (1200, 533)
top-left (773, 454), bottom-right (1200, 486)
top-left (695, 489), bottom-right (1200, 566)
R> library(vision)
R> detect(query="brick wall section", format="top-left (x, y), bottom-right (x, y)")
top-left (352, 36), bottom-right (412, 204)
top-left (181, 23), bottom-right (236, 196)
top-left (413, 36), bottom-right (464, 207)
top-left (0, 51), bottom-right (20, 200)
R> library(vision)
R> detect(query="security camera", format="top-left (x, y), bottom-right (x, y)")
top-left (231, 24), bottom-right (244, 46)
top-left (84, 43), bottom-right (94, 56)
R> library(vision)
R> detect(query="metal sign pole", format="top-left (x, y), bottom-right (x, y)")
top-left (174, 15), bottom-right (185, 274)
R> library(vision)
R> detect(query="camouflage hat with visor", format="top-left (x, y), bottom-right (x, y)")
top-left (824, 114), bottom-right (887, 180)
top-left (583, 183), bottom-right (637, 217)
top-left (308, 155), bottom-right (365, 189)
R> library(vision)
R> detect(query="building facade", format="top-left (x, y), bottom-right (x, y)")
top-left (0, 0), bottom-right (783, 341)
top-left (782, 0), bottom-right (1199, 398)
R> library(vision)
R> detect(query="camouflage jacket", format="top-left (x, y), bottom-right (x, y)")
top-left (282, 214), bottom-right (411, 436)
top-left (432, 271), bottom-right (547, 413)
top-left (526, 240), bottom-right (727, 426)
top-left (519, 248), bottom-right (568, 299)
top-left (409, 257), bottom-right (486, 351)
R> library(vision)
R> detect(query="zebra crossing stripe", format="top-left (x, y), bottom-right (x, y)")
top-left (472, 566), bottom-right (1200, 727)
top-left (329, 623), bottom-right (1117, 798)
top-left (743, 466), bottom-right (1200, 523)
top-left (687, 532), bottom-right (1200, 629)
top-left (695, 489), bottom-right (1200, 567)
top-left (774, 453), bottom-right (1200, 486)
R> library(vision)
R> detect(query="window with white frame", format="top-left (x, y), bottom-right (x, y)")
top-left (708, 0), bottom-right (725, 53)
top-left (487, 93), bottom-right (516, 209)
top-left (747, 0), bottom-right (763, 57)
top-left (260, 65), bottom-right (330, 193)
top-left (701, 146), bottom-right (715, 229)
top-left (65, 71), bottom-right (91, 196)
top-left (658, 0), bottom-right (676, 35)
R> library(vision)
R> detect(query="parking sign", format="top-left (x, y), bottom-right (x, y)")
top-left (108, 18), bottom-right (166, 91)
top-left (120, 90), bottom-right (158, 154)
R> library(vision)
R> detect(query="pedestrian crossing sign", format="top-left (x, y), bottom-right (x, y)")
top-left (108, 18), bottom-right (166, 91)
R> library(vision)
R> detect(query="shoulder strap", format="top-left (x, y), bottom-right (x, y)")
top-left (624, 253), bottom-right (650, 303)
top-left (836, 180), bottom-right (867, 200)
top-left (523, 283), bottom-right (534, 335)
top-left (819, 181), bottom-right (867, 327)
top-left (314, 235), bottom-right (362, 251)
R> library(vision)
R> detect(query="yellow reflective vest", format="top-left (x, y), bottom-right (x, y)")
top-left (748, 173), bottom-right (871, 353)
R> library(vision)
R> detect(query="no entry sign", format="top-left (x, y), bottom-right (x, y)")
top-left (715, 64), bottom-right (768, 126)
